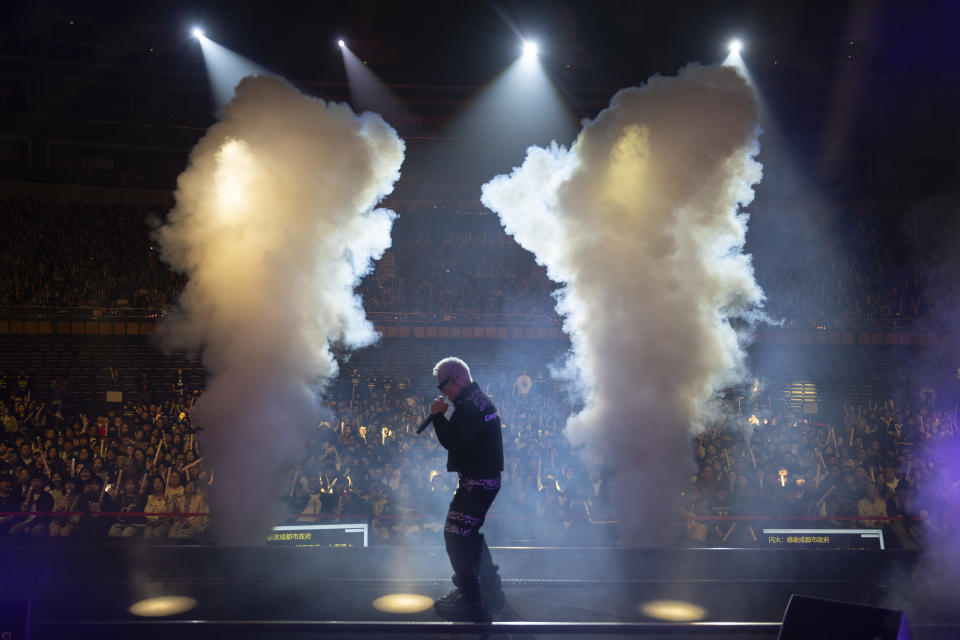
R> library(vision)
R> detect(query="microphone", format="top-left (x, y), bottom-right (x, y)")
top-left (416, 413), bottom-right (436, 435)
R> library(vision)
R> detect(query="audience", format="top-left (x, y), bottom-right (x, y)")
top-left (0, 198), bottom-right (183, 310)
top-left (4, 195), bottom-right (960, 320)
top-left (684, 395), bottom-right (956, 548)
top-left (1, 194), bottom-right (958, 548)
top-left (0, 357), bottom-right (955, 549)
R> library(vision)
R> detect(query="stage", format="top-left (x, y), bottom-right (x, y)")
top-left (1, 544), bottom-right (957, 639)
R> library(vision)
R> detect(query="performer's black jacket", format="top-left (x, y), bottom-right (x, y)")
top-left (433, 381), bottom-right (504, 477)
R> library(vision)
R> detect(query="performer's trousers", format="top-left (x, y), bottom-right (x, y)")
top-left (444, 475), bottom-right (500, 602)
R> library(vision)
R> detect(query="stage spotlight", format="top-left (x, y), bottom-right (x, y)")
top-left (728, 39), bottom-right (743, 54)
top-left (639, 599), bottom-right (708, 622)
top-left (372, 593), bottom-right (434, 614)
top-left (192, 27), bottom-right (205, 40)
top-left (522, 40), bottom-right (539, 59)
top-left (129, 596), bottom-right (197, 617)
top-left (338, 39), bottom-right (345, 48)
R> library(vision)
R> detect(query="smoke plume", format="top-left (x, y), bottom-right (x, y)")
top-left (481, 63), bottom-right (764, 545)
top-left (155, 75), bottom-right (404, 544)
top-left (887, 434), bottom-right (960, 617)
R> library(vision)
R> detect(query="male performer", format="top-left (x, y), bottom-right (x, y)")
top-left (428, 356), bottom-right (505, 620)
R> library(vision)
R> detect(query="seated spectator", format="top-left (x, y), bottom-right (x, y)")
top-left (143, 476), bottom-right (172, 538)
top-left (75, 475), bottom-right (112, 540)
top-left (857, 483), bottom-right (888, 529)
top-left (49, 477), bottom-right (83, 537)
top-left (169, 480), bottom-right (209, 540)
top-left (296, 477), bottom-right (326, 525)
top-left (108, 478), bottom-right (147, 538)
top-left (164, 470), bottom-right (184, 501)
top-left (0, 474), bottom-right (21, 536)
top-left (8, 474), bottom-right (53, 539)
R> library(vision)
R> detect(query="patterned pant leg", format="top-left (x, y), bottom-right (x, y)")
top-left (443, 478), bottom-right (500, 601)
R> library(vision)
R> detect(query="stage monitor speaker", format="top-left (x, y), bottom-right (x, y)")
top-left (779, 594), bottom-right (911, 640)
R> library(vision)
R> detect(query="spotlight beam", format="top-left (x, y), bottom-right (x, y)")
top-left (193, 33), bottom-right (273, 109)
top-left (722, 36), bottom-right (754, 86)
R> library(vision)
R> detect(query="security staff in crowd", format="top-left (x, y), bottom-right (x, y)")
top-left (427, 356), bottom-right (505, 620)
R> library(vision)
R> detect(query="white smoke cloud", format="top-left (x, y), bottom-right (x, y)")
top-left (155, 75), bottom-right (404, 544)
top-left (481, 63), bottom-right (764, 545)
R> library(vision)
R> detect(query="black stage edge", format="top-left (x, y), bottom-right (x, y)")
top-left (1, 545), bottom-right (957, 639)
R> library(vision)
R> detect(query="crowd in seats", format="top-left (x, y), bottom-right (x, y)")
top-left (0, 364), bottom-right (605, 545)
top-left (4, 195), bottom-right (960, 321)
top-left (2, 355), bottom-right (956, 548)
top-left (2, 192), bottom-right (959, 547)
top-left (0, 383), bottom-right (209, 541)
top-left (364, 232), bottom-right (557, 316)
top-left (0, 198), bottom-right (184, 309)
top-left (750, 196), bottom-right (960, 321)
top-left (685, 395), bottom-right (956, 548)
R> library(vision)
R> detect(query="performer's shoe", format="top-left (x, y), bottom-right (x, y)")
top-left (480, 577), bottom-right (505, 613)
top-left (435, 587), bottom-right (463, 609)
top-left (434, 589), bottom-right (491, 622)
top-left (479, 565), bottom-right (505, 612)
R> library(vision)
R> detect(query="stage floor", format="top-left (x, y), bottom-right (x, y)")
top-left (1, 545), bottom-right (956, 639)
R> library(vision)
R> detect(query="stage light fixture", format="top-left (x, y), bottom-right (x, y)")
top-left (338, 39), bottom-right (345, 48)
top-left (192, 27), bottom-right (205, 40)
top-left (728, 39), bottom-right (743, 54)
top-left (522, 40), bottom-right (539, 59)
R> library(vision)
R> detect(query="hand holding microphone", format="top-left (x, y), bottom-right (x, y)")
top-left (417, 396), bottom-right (449, 434)
top-left (430, 396), bottom-right (449, 415)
